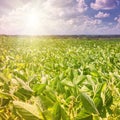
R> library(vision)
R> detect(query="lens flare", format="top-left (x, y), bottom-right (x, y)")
top-left (26, 12), bottom-right (40, 29)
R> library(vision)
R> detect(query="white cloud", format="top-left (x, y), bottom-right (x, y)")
top-left (0, 0), bottom-right (120, 35)
top-left (114, 15), bottom-right (120, 23)
top-left (114, 15), bottom-right (120, 28)
top-left (77, 0), bottom-right (88, 13)
top-left (95, 11), bottom-right (110, 18)
top-left (91, 0), bottom-right (117, 10)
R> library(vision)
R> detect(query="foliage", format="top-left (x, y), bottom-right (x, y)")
top-left (0, 36), bottom-right (120, 120)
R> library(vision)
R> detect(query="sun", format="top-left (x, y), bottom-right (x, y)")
top-left (23, 10), bottom-right (46, 35)
top-left (26, 12), bottom-right (40, 29)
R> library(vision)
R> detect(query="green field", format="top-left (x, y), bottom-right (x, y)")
top-left (0, 36), bottom-right (120, 120)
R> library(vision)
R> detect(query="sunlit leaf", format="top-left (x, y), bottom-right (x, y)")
top-left (80, 92), bottom-right (99, 114)
top-left (13, 101), bottom-right (43, 120)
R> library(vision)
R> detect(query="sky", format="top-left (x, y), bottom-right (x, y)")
top-left (0, 0), bottom-right (120, 35)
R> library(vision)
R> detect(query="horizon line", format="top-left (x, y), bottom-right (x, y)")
top-left (1, 34), bottom-right (120, 36)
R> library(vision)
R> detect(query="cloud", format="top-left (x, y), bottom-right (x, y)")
top-left (0, 0), bottom-right (120, 35)
top-left (0, 0), bottom-right (32, 15)
top-left (95, 11), bottom-right (110, 18)
top-left (76, 0), bottom-right (88, 13)
top-left (114, 16), bottom-right (120, 23)
top-left (44, 0), bottom-right (75, 8)
top-left (91, 0), bottom-right (117, 10)
top-left (0, 3), bottom-right (35, 34)
top-left (114, 15), bottom-right (120, 28)
top-left (0, 2), bottom-right (102, 35)
top-left (42, 0), bottom-right (88, 20)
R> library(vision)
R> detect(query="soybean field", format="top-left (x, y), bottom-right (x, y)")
top-left (0, 36), bottom-right (120, 120)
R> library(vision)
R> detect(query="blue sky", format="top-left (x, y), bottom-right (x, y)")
top-left (0, 0), bottom-right (120, 35)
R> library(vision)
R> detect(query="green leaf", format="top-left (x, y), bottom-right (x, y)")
top-left (15, 77), bottom-right (33, 92)
top-left (94, 96), bottom-right (103, 113)
top-left (83, 68), bottom-right (90, 75)
top-left (13, 101), bottom-right (43, 120)
top-left (14, 88), bottom-right (33, 100)
top-left (61, 107), bottom-right (69, 120)
top-left (33, 84), bottom-right (46, 95)
top-left (93, 115), bottom-right (101, 120)
top-left (90, 71), bottom-right (99, 77)
top-left (105, 89), bottom-right (113, 107)
top-left (74, 75), bottom-right (86, 85)
top-left (0, 91), bottom-right (12, 99)
top-left (85, 84), bottom-right (93, 90)
top-left (69, 69), bottom-right (74, 81)
top-left (0, 99), bottom-right (10, 106)
top-left (53, 103), bottom-right (61, 120)
top-left (79, 115), bottom-right (93, 120)
top-left (38, 94), bottom-right (54, 110)
top-left (61, 80), bottom-right (74, 87)
top-left (80, 92), bottom-right (99, 114)
top-left (76, 109), bottom-right (91, 120)
top-left (0, 73), bottom-right (9, 83)
top-left (43, 89), bottom-right (56, 102)
top-left (99, 107), bottom-right (106, 118)
top-left (14, 71), bottom-right (27, 81)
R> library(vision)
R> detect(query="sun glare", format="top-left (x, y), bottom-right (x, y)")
top-left (26, 12), bottom-right (40, 29)
top-left (23, 10), bottom-right (46, 35)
